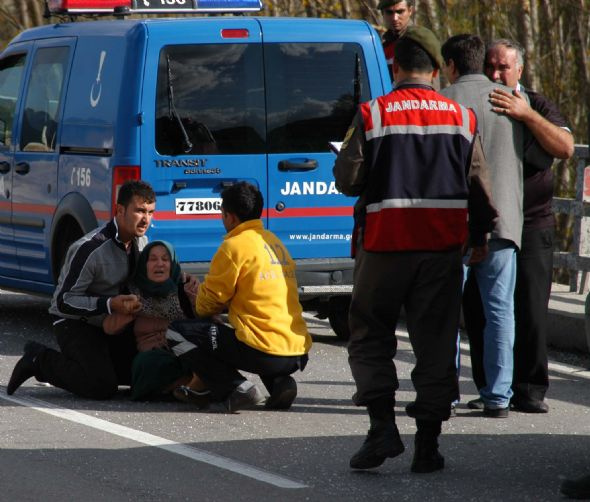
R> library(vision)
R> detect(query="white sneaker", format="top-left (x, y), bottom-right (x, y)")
top-left (209, 381), bottom-right (265, 413)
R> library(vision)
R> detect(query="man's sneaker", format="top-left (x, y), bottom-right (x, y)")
top-left (173, 386), bottom-right (210, 409)
top-left (265, 376), bottom-right (297, 410)
top-left (209, 381), bottom-right (265, 413)
top-left (561, 474), bottom-right (590, 499)
top-left (7, 341), bottom-right (45, 395)
top-left (467, 398), bottom-right (484, 410)
top-left (350, 421), bottom-right (405, 469)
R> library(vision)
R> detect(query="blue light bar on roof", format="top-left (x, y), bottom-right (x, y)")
top-left (197, 0), bottom-right (263, 9)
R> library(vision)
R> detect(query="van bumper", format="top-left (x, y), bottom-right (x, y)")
top-left (181, 257), bottom-right (354, 298)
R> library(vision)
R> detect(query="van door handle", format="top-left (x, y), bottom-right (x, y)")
top-left (278, 159), bottom-right (318, 172)
top-left (0, 161), bottom-right (9, 174)
top-left (15, 162), bottom-right (30, 174)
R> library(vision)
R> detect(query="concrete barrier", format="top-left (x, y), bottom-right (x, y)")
top-left (547, 282), bottom-right (587, 353)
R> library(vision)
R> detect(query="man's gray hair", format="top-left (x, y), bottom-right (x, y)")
top-left (488, 38), bottom-right (525, 68)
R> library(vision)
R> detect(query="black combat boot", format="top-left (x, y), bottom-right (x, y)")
top-left (411, 419), bottom-right (444, 473)
top-left (561, 474), bottom-right (590, 499)
top-left (7, 341), bottom-right (46, 395)
top-left (349, 396), bottom-right (405, 469)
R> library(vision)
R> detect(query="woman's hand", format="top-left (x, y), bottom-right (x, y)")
top-left (182, 273), bottom-right (200, 299)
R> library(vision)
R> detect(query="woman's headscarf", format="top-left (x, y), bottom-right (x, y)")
top-left (133, 240), bottom-right (181, 298)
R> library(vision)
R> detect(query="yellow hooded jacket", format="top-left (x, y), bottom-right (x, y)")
top-left (196, 219), bottom-right (311, 356)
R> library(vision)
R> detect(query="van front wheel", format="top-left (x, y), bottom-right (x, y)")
top-left (53, 219), bottom-right (83, 282)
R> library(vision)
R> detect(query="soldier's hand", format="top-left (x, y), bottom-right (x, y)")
top-left (111, 294), bottom-right (142, 315)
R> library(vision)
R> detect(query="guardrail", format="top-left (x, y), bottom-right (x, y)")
top-left (552, 144), bottom-right (590, 293)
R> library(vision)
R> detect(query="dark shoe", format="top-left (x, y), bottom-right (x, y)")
top-left (265, 375), bottom-right (297, 410)
top-left (209, 381), bottom-right (265, 413)
top-left (407, 400), bottom-right (455, 419)
top-left (510, 398), bottom-right (549, 414)
top-left (411, 437), bottom-right (444, 473)
top-left (450, 402), bottom-right (457, 417)
top-left (173, 385), bottom-right (210, 409)
top-left (350, 421), bottom-right (405, 469)
top-left (561, 474), bottom-right (590, 499)
top-left (467, 397), bottom-right (484, 410)
top-left (483, 406), bottom-right (509, 418)
top-left (7, 341), bottom-right (45, 395)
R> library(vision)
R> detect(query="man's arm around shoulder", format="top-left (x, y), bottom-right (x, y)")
top-left (489, 87), bottom-right (574, 159)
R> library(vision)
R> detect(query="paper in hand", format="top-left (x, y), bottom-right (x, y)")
top-left (329, 141), bottom-right (343, 154)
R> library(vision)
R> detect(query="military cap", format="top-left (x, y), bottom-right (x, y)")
top-left (401, 25), bottom-right (443, 69)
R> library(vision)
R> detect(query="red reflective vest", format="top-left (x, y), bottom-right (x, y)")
top-left (359, 84), bottom-right (477, 252)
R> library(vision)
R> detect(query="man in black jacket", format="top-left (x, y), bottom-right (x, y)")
top-left (7, 180), bottom-right (157, 399)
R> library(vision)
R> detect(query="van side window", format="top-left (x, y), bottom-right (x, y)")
top-left (265, 43), bottom-right (370, 153)
top-left (20, 47), bottom-right (69, 153)
top-left (0, 54), bottom-right (27, 148)
top-left (156, 44), bottom-right (265, 155)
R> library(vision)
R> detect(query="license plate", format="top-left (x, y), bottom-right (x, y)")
top-left (175, 198), bottom-right (222, 215)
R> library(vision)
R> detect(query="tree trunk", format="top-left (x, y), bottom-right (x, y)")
top-left (14, 0), bottom-right (32, 29)
top-left (518, 0), bottom-right (539, 90)
top-left (28, 0), bottom-right (44, 27)
top-left (573, 0), bottom-right (590, 145)
top-left (340, 0), bottom-right (352, 19)
top-left (421, 0), bottom-right (440, 34)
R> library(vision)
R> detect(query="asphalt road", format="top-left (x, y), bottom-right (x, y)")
top-left (1, 289), bottom-right (590, 501)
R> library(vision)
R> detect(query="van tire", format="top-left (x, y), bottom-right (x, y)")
top-left (328, 296), bottom-right (351, 341)
top-left (52, 219), bottom-right (83, 283)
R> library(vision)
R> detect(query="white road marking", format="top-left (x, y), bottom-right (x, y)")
top-left (0, 392), bottom-right (307, 489)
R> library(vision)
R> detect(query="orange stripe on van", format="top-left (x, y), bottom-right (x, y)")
top-left (11, 202), bottom-right (55, 214)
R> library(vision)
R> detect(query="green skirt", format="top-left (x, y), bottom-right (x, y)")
top-left (131, 349), bottom-right (188, 401)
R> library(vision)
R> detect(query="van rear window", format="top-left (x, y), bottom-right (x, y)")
top-left (265, 43), bottom-right (370, 153)
top-left (155, 42), bottom-right (370, 156)
top-left (156, 44), bottom-right (265, 155)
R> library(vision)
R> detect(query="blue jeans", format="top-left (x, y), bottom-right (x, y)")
top-left (466, 239), bottom-right (517, 408)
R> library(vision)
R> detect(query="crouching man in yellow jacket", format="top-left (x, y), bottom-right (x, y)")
top-left (167, 181), bottom-right (312, 413)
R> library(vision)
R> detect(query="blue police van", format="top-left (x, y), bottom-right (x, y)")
top-left (0, 0), bottom-right (391, 339)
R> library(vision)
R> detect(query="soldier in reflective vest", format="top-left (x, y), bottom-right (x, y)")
top-left (333, 26), bottom-right (498, 474)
